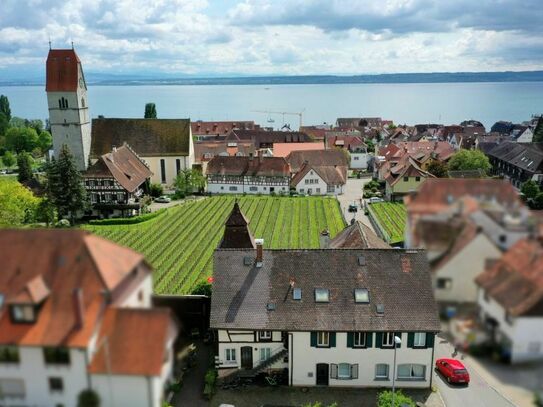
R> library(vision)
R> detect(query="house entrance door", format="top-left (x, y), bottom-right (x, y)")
top-left (316, 363), bottom-right (329, 385)
top-left (241, 346), bottom-right (253, 369)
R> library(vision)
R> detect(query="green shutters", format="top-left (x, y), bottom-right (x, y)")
top-left (366, 332), bottom-right (373, 348)
top-left (330, 332), bottom-right (336, 347)
top-left (375, 332), bottom-right (383, 348)
top-left (407, 332), bottom-right (415, 348)
top-left (330, 363), bottom-right (338, 379)
top-left (426, 333), bottom-right (435, 348)
top-left (310, 332), bottom-right (317, 347)
top-left (347, 332), bottom-right (354, 348)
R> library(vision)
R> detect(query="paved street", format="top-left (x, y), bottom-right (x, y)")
top-left (337, 177), bottom-right (376, 232)
top-left (434, 335), bottom-right (516, 407)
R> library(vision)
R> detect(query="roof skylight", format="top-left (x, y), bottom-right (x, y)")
top-left (293, 288), bottom-right (302, 300)
top-left (354, 288), bottom-right (370, 303)
top-left (314, 288), bottom-right (329, 303)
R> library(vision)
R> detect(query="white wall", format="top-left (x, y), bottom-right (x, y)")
top-left (433, 234), bottom-right (501, 304)
top-left (92, 374), bottom-right (154, 407)
top-left (350, 152), bottom-right (369, 169)
top-left (207, 182), bottom-right (288, 195)
top-left (118, 274), bottom-right (153, 308)
top-left (295, 170), bottom-right (343, 196)
top-left (0, 347), bottom-right (89, 407)
top-left (143, 156), bottom-right (190, 187)
top-left (290, 332), bottom-right (434, 388)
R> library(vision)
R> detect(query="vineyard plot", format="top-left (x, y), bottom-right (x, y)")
top-left (367, 202), bottom-right (407, 245)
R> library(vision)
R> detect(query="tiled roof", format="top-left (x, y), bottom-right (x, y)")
top-left (89, 307), bottom-right (177, 376)
top-left (0, 230), bottom-right (148, 347)
top-left (210, 248), bottom-right (440, 331)
top-left (291, 162), bottom-right (347, 187)
top-left (220, 203), bottom-right (256, 249)
top-left (476, 238), bottom-right (543, 316)
top-left (206, 156), bottom-right (290, 177)
top-left (46, 49), bottom-right (81, 92)
top-left (273, 142), bottom-right (325, 158)
top-left (286, 149), bottom-right (349, 173)
top-left (85, 144), bottom-right (152, 192)
top-left (91, 118), bottom-right (191, 157)
top-left (487, 141), bottom-right (543, 174)
top-left (227, 130), bottom-right (311, 148)
top-left (194, 141), bottom-right (255, 162)
top-left (385, 156), bottom-right (434, 186)
top-left (329, 221), bottom-right (390, 249)
top-left (191, 121), bottom-right (256, 135)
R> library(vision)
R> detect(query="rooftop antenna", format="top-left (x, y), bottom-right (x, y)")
top-left (71, 41), bottom-right (74, 50)
top-left (48, 35), bottom-right (51, 50)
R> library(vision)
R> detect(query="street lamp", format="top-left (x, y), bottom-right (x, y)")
top-left (391, 335), bottom-right (402, 407)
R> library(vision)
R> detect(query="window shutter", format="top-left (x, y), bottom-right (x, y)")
top-left (407, 332), bottom-right (415, 348)
top-left (310, 332), bottom-right (317, 347)
top-left (395, 333), bottom-right (401, 348)
top-left (347, 332), bottom-right (354, 348)
top-left (366, 332), bottom-right (373, 348)
top-left (375, 332), bottom-right (383, 348)
top-left (330, 363), bottom-right (338, 379)
top-left (426, 333), bottom-right (435, 349)
top-left (351, 364), bottom-right (359, 379)
top-left (330, 332), bottom-right (336, 348)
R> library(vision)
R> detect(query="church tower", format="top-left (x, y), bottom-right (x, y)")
top-left (219, 202), bottom-right (256, 249)
top-left (46, 47), bottom-right (91, 171)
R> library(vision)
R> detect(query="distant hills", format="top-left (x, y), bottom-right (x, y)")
top-left (2, 70), bottom-right (543, 86)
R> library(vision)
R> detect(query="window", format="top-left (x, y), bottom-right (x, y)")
top-left (316, 188), bottom-right (321, 194)
top-left (229, 186), bottom-right (238, 191)
top-left (176, 159), bottom-right (181, 175)
top-left (300, 189), bottom-right (304, 193)
top-left (403, 176), bottom-right (409, 182)
top-left (354, 288), bottom-right (369, 303)
top-left (225, 348), bottom-right (236, 363)
top-left (49, 377), bottom-right (63, 392)
top-left (81, 98), bottom-right (85, 108)
top-left (0, 346), bottom-right (19, 363)
top-left (375, 364), bottom-right (389, 380)
top-left (259, 348), bottom-right (271, 362)
top-left (293, 288), bottom-right (302, 300)
top-left (314, 288), bottom-right (329, 303)
top-left (305, 179), bottom-right (309, 185)
top-left (43, 347), bottom-right (70, 365)
top-left (397, 364), bottom-right (425, 380)
top-left (327, 185), bottom-right (335, 193)
top-left (11, 305), bottom-right (35, 323)
top-left (354, 156), bottom-right (359, 160)
top-left (382, 332), bottom-right (394, 347)
top-left (413, 333), bottom-right (427, 347)
top-left (415, 176), bottom-right (421, 181)
top-left (249, 186), bottom-right (258, 192)
top-left (317, 331), bottom-right (329, 347)
top-left (0, 378), bottom-right (25, 398)
top-left (354, 332), bottom-right (366, 347)
top-left (258, 331), bottom-right (272, 341)
top-left (330, 363), bottom-right (358, 380)
top-left (160, 159), bottom-right (166, 183)
top-left (436, 278), bottom-right (452, 290)
top-left (338, 363), bottom-right (350, 379)
top-left (138, 290), bottom-right (144, 302)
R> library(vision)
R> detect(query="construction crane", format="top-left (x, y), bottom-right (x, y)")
top-left (252, 109), bottom-right (305, 129)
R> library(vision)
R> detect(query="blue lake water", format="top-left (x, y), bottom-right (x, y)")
top-left (1, 82), bottom-right (542, 129)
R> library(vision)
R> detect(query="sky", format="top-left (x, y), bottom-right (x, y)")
top-left (1, 0), bottom-right (542, 80)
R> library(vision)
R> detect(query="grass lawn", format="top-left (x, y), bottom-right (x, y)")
top-left (83, 195), bottom-right (345, 295)
top-left (367, 202), bottom-right (407, 245)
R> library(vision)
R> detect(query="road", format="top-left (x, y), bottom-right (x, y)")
top-left (337, 177), bottom-right (376, 231)
top-left (433, 335), bottom-right (515, 407)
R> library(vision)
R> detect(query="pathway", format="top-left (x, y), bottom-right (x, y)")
top-left (172, 340), bottom-right (210, 407)
top-left (336, 177), bottom-right (375, 232)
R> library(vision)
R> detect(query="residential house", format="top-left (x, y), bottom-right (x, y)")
top-left (286, 150), bottom-right (349, 174)
top-left (0, 229), bottom-right (178, 407)
top-left (91, 118), bottom-right (194, 186)
top-left (325, 135), bottom-right (370, 170)
top-left (194, 141), bottom-right (255, 174)
top-left (291, 162), bottom-right (346, 196)
top-left (206, 155), bottom-right (290, 195)
top-left (384, 155), bottom-right (435, 201)
top-left (476, 236), bottom-right (543, 363)
top-left (486, 142), bottom-right (543, 188)
top-left (191, 121), bottom-right (257, 141)
top-left (299, 125), bottom-right (330, 142)
top-left (272, 142), bottom-right (325, 158)
top-left (83, 143), bottom-right (152, 218)
top-left (225, 130), bottom-right (311, 150)
top-left (210, 209), bottom-right (440, 388)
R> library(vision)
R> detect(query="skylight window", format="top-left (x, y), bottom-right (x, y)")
top-left (354, 288), bottom-right (370, 303)
top-left (266, 303), bottom-right (276, 311)
top-left (243, 257), bottom-right (253, 266)
top-left (314, 288), bottom-right (330, 303)
top-left (358, 256), bottom-right (366, 266)
top-left (293, 288), bottom-right (302, 300)
top-left (376, 304), bottom-right (385, 315)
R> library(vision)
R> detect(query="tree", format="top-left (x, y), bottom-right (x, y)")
top-left (191, 281), bottom-right (212, 296)
top-left (2, 151), bottom-right (15, 167)
top-left (448, 149), bottom-right (491, 175)
top-left (149, 183), bottom-right (163, 198)
top-left (426, 160), bottom-right (449, 178)
top-left (144, 103), bottom-right (157, 119)
top-left (17, 152), bottom-right (33, 182)
top-left (533, 117), bottom-right (543, 143)
top-left (5, 126), bottom-right (39, 153)
top-left (534, 192), bottom-right (543, 210)
top-left (521, 180), bottom-right (540, 200)
top-left (174, 169), bottom-right (206, 195)
top-left (365, 139), bottom-right (375, 153)
top-left (0, 95), bottom-right (11, 122)
top-left (77, 389), bottom-right (100, 407)
top-left (36, 198), bottom-right (56, 226)
top-left (0, 178), bottom-right (40, 226)
top-left (45, 145), bottom-right (87, 223)
top-left (0, 112), bottom-right (8, 138)
top-left (38, 130), bottom-right (53, 153)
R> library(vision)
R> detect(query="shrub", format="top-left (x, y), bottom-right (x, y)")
top-left (150, 183), bottom-right (163, 198)
top-left (88, 209), bottom-right (165, 225)
top-left (377, 389), bottom-right (416, 407)
top-left (191, 281), bottom-right (212, 296)
top-left (203, 369), bottom-right (217, 400)
top-left (55, 218), bottom-right (71, 228)
top-left (173, 191), bottom-right (186, 200)
top-left (77, 389), bottom-right (100, 407)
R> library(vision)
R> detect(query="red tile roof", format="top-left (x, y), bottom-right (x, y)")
top-left (286, 149), bottom-right (349, 173)
top-left (273, 142), bottom-right (325, 158)
top-left (191, 121), bottom-right (256, 136)
top-left (89, 307), bottom-right (177, 376)
top-left (46, 49), bottom-right (81, 92)
top-left (206, 156), bottom-right (290, 177)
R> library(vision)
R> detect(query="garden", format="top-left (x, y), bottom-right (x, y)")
top-left (83, 195), bottom-right (345, 295)
top-left (367, 202), bottom-right (407, 245)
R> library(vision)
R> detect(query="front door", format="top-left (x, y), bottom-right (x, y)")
top-left (241, 346), bottom-right (253, 369)
top-left (316, 363), bottom-right (329, 386)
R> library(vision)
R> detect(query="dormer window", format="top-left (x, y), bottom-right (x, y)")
top-left (314, 288), bottom-right (329, 303)
top-left (10, 305), bottom-right (35, 323)
top-left (354, 288), bottom-right (369, 303)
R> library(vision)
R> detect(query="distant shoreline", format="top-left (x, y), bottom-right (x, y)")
top-left (2, 71), bottom-right (543, 87)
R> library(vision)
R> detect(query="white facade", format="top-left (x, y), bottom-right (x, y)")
top-left (47, 63), bottom-right (91, 171)
top-left (516, 128), bottom-right (533, 143)
top-left (350, 152), bottom-right (370, 170)
top-left (295, 170), bottom-right (344, 196)
top-left (478, 290), bottom-right (543, 363)
top-left (207, 177), bottom-right (290, 195)
top-left (433, 234), bottom-right (501, 304)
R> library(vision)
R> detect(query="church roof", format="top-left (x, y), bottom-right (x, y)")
top-left (225, 202), bottom-right (250, 227)
top-left (46, 49), bottom-right (81, 92)
top-left (219, 203), bottom-right (256, 249)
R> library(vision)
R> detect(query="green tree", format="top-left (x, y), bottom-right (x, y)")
top-left (0, 178), bottom-right (40, 226)
top-left (27, 119), bottom-right (43, 134)
top-left (427, 160), bottom-right (449, 178)
top-left (174, 169), bottom-right (206, 195)
top-left (365, 139), bottom-right (375, 153)
top-left (448, 149), bottom-right (491, 175)
top-left (77, 389), bottom-right (100, 407)
top-left (0, 112), bottom-right (8, 138)
top-left (191, 281), bottom-right (212, 296)
top-left (36, 198), bottom-right (56, 226)
top-left (149, 183), bottom-right (163, 198)
top-left (0, 95), bottom-right (11, 121)
top-left (533, 117), bottom-right (543, 143)
top-left (38, 130), bottom-right (53, 153)
top-left (17, 152), bottom-right (33, 182)
top-left (5, 127), bottom-right (39, 153)
top-left (2, 151), bottom-right (16, 167)
top-left (144, 103), bottom-right (157, 119)
top-left (377, 389), bottom-right (416, 407)
top-left (521, 180), bottom-right (540, 200)
top-left (46, 145), bottom-right (87, 223)
top-left (534, 192), bottom-right (543, 210)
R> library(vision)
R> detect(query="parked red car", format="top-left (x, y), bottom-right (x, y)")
top-left (435, 358), bottom-right (470, 385)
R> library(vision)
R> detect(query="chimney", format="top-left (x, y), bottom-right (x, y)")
top-left (255, 238), bottom-right (264, 266)
top-left (319, 230), bottom-right (331, 249)
top-left (72, 288), bottom-right (85, 329)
